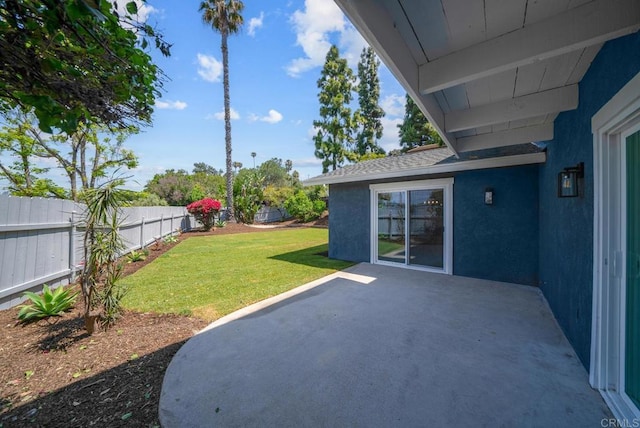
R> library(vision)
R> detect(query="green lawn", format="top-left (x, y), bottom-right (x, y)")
top-left (121, 228), bottom-right (353, 321)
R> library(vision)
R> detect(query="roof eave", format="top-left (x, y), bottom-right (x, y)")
top-left (302, 151), bottom-right (546, 186)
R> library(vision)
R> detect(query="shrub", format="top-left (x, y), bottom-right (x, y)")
top-left (127, 249), bottom-right (148, 263)
top-left (233, 170), bottom-right (264, 224)
top-left (187, 197), bottom-right (222, 231)
top-left (285, 190), bottom-right (323, 223)
top-left (313, 199), bottom-right (326, 216)
top-left (163, 234), bottom-right (178, 244)
top-left (18, 285), bottom-right (78, 323)
top-left (264, 185), bottom-right (294, 218)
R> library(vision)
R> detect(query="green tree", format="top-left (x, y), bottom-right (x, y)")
top-left (193, 162), bottom-right (221, 175)
top-left (0, 111), bottom-right (138, 200)
top-left (313, 45), bottom-right (357, 173)
top-left (0, 112), bottom-right (65, 197)
top-left (199, 0), bottom-right (245, 220)
top-left (355, 47), bottom-right (385, 157)
top-left (0, 1), bottom-right (169, 134)
top-left (145, 169), bottom-right (193, 206)
top-left (398, 94), bottom-right (443, 152)
top-left (258, 158), bottom-right (290, 188)
top-left (145, 168), bottom-right (225, 206)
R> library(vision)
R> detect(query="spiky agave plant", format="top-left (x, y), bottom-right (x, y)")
top-left (17, 285), bottom-right (78, 323)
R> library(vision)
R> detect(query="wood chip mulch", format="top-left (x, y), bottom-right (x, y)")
top-left (0, 218), bottom-right (326, 427)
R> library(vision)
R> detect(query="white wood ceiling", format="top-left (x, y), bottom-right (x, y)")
top-left (335, 0), bottom-right (640, 154)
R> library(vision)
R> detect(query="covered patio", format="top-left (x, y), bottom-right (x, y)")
top-left (160, 264), bottom-right (610, 427)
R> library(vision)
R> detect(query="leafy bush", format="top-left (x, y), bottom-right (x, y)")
top-left (285, 190), bottom-right (325, 222)
top-left (187, 197), bottom-right (222, 231)
top-left (313, 199), bottom-right (326, 216)
top-left (264, 185), bottom-right (294, 218)
top-left (18, 285), bottom-right (78, 323)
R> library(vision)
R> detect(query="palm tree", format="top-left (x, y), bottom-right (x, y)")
top-left (199, 0), bottom-right (244, 220)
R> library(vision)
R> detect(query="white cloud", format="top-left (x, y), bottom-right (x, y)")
top-left (209, 108), bottom-right (240, 121)
top-left (307, 125), bottom-right (320, 139)
top-left (380, 94), bottom-right (405, 117)
top-left (250, 109), bottom-right (283, 124)
top-left (293, 157), bottom-right (322, 167)
top-left (286, 0), bottom-right (366, 77)
top-left (248, 12), bottom-right (264, 36)
top-left (114, 1), bottom-right (157, 27)
top-left (155, 100), bottom-right (187, 110)
top-left (379, 117), bottom-right (403, 152)
top-left (197, 53), bottom-right (223, 82)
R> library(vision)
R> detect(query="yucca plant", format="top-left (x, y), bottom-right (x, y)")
top-left (215, 219), bottom-right (227, 228)
top-left (80, 181), bottom-right (128, 333)
top-left (18, 285), bottom-right (78, 323)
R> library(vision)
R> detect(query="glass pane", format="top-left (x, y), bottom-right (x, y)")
top-left (377, 192), bottom-right (405, 264)
top-left (626, 130), bottom-right (640, 408)
top-left (408, 189), bottom-right (444, 268)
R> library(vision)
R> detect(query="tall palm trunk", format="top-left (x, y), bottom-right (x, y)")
top-left (221, 30), bottom-right (233, 220)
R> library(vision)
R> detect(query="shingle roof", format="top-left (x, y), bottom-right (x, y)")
top-left (304, 143), bottom-right (546, 185)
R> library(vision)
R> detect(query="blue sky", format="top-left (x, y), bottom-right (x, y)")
top-left (2, 0), bottom-right (408, 192)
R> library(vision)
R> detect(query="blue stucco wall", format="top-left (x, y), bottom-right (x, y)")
top-left (539, 32), bottom-right (640, 368)
top-left (328, 183), bottom-right (370, 262)
top-left (454, 165), bottom-right (539, 286)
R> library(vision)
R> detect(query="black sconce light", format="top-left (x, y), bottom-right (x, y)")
top-left (484, 188), bottom-right (494, 205)
top-left (558, 162), bottom-right (584, 198)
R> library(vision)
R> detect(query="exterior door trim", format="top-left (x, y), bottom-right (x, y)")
top-left (369, 178), bottom-right (454, 274)
top-left (591, 70), bottom-right (640, 421)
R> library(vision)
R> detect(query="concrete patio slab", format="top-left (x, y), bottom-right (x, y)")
top-left (160, 263), bottom-right (611, 427)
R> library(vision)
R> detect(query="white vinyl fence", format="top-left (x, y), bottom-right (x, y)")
top-left (0, 195), bottom-right (193, 310)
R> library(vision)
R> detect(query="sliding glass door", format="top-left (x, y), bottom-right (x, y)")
top-left (371, 179), bottom-right (453, 273)
top-left (625, 129), bottom-right (640, 409)
top-left (377, 191), bottom-right (406, 264)
top-left (409, 189), bottom-right (444, 269)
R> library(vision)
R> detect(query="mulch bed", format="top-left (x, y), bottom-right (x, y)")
top-left (0, 218), bottom-right (326, 427)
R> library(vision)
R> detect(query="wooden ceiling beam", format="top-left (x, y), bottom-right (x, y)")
top-left (445, 85), bottom-right (578, 133)
top-left (456, 124), bottom-right (554, 152)
top-left (419, 0), bottom-right (640, 93)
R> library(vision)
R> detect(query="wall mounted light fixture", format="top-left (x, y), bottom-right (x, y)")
top-left (558, 162), bottom-right (584, 198)
top-left (484, 188), bottom-right (494, 205)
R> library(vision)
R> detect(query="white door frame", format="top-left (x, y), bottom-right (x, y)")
top-left (369, 178), bottom-right (454, 274)
top-left (591, 71), bottom-right (640, 420)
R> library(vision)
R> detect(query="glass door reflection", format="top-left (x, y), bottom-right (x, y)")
top-left (408, 189), bottom-right (444, 268)
top-left (377, 191), bottom-right (406, 264)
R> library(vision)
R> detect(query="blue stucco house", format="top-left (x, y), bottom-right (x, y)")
top-left (307, 0), bottom-right (640, 421)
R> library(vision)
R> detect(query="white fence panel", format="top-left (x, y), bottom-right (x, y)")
top-left (254, 206), bottom-right (290, 223)
top-left (0, 195), bottom-right (191, 310)
top-left (0, 195), bottom-right (81, 309)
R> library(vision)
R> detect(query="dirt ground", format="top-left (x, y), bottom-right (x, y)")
top-left (0, 219), bottom-right (326, 427)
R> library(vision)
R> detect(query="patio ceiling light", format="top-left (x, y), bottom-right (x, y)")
top-left (558, 162), bottom-right (584, 198)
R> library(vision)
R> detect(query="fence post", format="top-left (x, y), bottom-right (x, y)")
top-left (70, 211), bottom-right (77, 282)
top-left (140, 216), bottom-right (145, 249)
top-left (170, 213), bottom-right (174, 235)
top-left (160, 213), bottom-right (164, 238)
